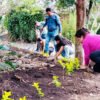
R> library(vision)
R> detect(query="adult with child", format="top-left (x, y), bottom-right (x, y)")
top-left (75, 28), bottom-right (100, 72)
top-left (42, 8), bottom-right (62, 53)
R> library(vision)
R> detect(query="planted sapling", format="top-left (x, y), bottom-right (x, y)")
top-left (52, 76), bottom-right (62, 88)
top-left (19, 96), bottom-right (27, 100)
top-left (1, 91), bottom-right (14, 100)
top-left (32, 82), bottom-right (45, 97)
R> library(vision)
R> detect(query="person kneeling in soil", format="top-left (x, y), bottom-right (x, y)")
top-left (75, 28), bottom-right (100, 72)
top-left (35, 21), bottom-right (47, 52)
top-left (54, 35), bottom-right (75, 59)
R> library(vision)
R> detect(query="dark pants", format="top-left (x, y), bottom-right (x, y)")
top-left (90, 51), bottom-right (100, 72)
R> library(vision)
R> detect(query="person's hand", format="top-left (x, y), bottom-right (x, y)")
top-left (80, 65), bottom-right (87, 69)
top-left (59, 33), bottom-right (62, 36)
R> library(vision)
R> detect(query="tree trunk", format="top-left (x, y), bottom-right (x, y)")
top-left (75, 0), bottom-right (86, 65)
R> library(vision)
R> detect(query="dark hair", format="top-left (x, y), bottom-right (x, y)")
top-left (55, 35), bottom-right (61, 41)
top-left (46, 8), bottom-right (52, 12)
top-left (75, 28), bottom-right (89, 38)
top-left (55, 35), bottom-right (72, 46)
top-left (82, 27), bottom-right (89, 33)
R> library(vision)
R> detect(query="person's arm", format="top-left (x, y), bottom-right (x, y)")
top-left (56, 46), bottom-right (64, 58)
top-left (55, 15), bottom-right (62, 35)
top-left (83, 44), bottom-right (90, 66)
top-left (43, 17), bottom-right (48, 28)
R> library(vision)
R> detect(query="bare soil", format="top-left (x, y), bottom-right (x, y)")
top-left (0, 51), bottom-right (100, 100)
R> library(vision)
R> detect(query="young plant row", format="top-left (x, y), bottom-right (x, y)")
top-left (1, 75), bottom-right (61, 100)
top-left (1, 57), bottom-right (79, 99)
top-left (58, 57), bottom-right (80, 75)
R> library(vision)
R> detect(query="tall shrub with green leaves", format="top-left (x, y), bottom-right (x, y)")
top-left (62, 13), bottom-right (76, 42)
top-left (57, 0), bottom-right (75, 8)
top-left (5, 10), bottom-right (44, 42)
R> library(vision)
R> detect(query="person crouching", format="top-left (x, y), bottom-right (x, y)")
top-left (54, 35), bottom-right (75, 59)
top-left (35, 21), bottom-right (47, 52)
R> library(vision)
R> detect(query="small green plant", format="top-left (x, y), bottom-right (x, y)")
top-left (62, 13), bottom-right (76, 43)
top-left (7, 51), bottom-right (17, 56)
top-left (32, 82), bottom-right (45, 97)
top-left (19, 96), bottom-right (27, 100)
top-left (58, 57), bottom-right (80, 75)
top-left (1, 91), bottom-right (14, 100)
top-left (4, 10), bottom-right (44, 42)
top-left (52, 76), bottom-right (62, 88)
top-left (5, 61), bottom-right (17, 70)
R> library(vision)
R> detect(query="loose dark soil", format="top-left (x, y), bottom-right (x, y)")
top-left (0, 53), bottom-right (100, 100)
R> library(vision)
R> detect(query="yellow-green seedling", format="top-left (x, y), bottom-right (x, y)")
top-left (19, 96), bottom-right (27, 100)
top-left (74, 58), bottom-right (80, 70)
top-left (1, 91), bottom-right (14, 100)
top-left (65, 61), bottom-right (74, 75)
top-left (52, 76), bottom-right (62, 88)
top-left (32, 82), bottom-right (45, 97)
top-left (58, 60), bottom-right (65, 69)
top-left (58, 57), bottom-right (80, 75)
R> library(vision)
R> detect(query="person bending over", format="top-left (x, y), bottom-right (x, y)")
top-left (55, 35), bottom-right (74, 59)
top-left (75, 28), bottom-right (100, 72)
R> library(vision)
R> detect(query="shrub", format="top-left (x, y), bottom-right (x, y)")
top-left (5, 10), bottom-right (44, 42)
top-left (62, 13), bottom-right (76, 42)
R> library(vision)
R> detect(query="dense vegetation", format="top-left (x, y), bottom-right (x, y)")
top-left (4, 10), bottom-right (44, 42)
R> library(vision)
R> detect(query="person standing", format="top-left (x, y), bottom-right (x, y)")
top-left (42, 8), bottom-right (62, 53)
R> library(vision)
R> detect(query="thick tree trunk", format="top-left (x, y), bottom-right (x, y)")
top-left (75, 0), bottom-right (86, 65)
top-left (76, 0), bottom-right (86, 30)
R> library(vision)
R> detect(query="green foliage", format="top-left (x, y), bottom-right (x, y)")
top-left (5, 61), bottom-right (17, 70)
top-left (52, 76), bottom-right (62, 88)
top-left (1, 91), bottom-right (13, 100)
top-left (5, 10), bottom-right (44, 42)
top-left (62, 13), bottom-right (76, 42)
top-left (86, 0), bottom-right (100, 33)
top-left (19, 96), bottom-right (27, 100)
top-left (32, 82), bottom-right (45, 97)
top-left (58, 57), bottom-right (80, 75)
top-left (96, 28), bottom-right (100, 34)
top-left (57, 0), bottom-right (75, 8)
top-left (7, 51), bottom-right (17, 56)
top-left (0, 16), bottom-right (2, 22)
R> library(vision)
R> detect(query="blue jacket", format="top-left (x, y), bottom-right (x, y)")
top-left (43, 14), bottom-right (62, 33)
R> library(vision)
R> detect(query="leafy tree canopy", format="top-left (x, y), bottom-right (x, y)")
top-left (57, 0), bottom-right (75, 8)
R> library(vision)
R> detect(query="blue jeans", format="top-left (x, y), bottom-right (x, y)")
top-left (62, 45), bottom-right (74, 58)
top-left (90, 51), bottom-right (100, 72)
top-left (44, 30), bottom-right (58, 53)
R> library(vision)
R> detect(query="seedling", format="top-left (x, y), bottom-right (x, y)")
top-left (58, 57), bottom-right (80, 75)
top-left (52, 76), bottom-right (62, 88)
top-left (19, 96), bottom-right (27, 100)
top-left (1, 91), bottom-right (14, 100)
top-left (32, 82), bottom-right (45, 97)
top-left (65, 61), bottom-right (74, 75)
top-left (5, 61), bottom-right (16, 70)
top-left (41, 52), bottom-right (49, 57)
top-left (7, 51), bottom-right (17, 56)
